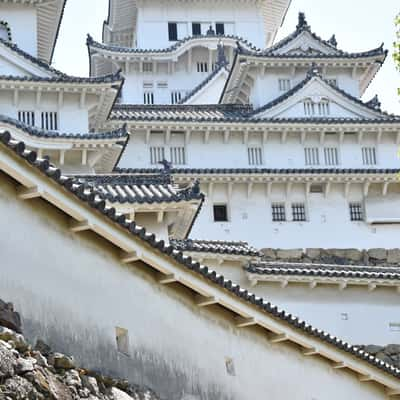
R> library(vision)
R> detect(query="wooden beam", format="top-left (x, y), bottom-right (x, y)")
top-left (157, 273), bottom-right (177, 285)
top-left (269, 333), bottom-right (288, 343)
top-left (359, 374), bottom-right (373, 382)
top-left (386, 388), bottom-right (400, 396)
top-left (235, 317), bottom-right (256, 328)
top-left (332, 361), bottom-right (346, 369)
top-left (69, 219), bottom-right (91, 233)
top-left (303, 347), bottom-right (318, 356)
top-left (120, 251), bottom-right (140, 264)
top-left (195, 294), bottom-right (218, 307)
top-left (17, 186), bottom-right (41, 200)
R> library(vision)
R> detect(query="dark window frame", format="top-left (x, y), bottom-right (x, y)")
top-left (349, 202), bottom-right (364, 221)
top-left (192, 22), bottom-right (201, 36)
top-left (213, 204), bottom-right (228, 222)
top-left (272, 203), bottom-right (286, 222)
top-left (168, 22), bottom-right (178, 41)
top-left (215, 23), bottom-right (225, 35)
top-left (292, 203), bottom-right (307, 222)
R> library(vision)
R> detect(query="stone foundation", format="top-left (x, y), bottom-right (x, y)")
top-left (261, 248), bottom-right (400, 266)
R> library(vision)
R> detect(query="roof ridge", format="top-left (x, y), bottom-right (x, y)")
top-left (0, 129), bottom-right (399, 380)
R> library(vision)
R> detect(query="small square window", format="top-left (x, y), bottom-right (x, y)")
top-left (272, 203), bottom-right (286, 222)
top-left (349, 202), bottom-right (363, 221)
top-left (292, 203), bottom-right (306, 222)
top-left (213, 204), bottom-right (228, 222)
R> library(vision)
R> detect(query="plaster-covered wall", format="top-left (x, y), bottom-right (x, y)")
top-left (1, 3), bottom-right (37, 57)
top-left (0, 174), bottom-right (389, 400)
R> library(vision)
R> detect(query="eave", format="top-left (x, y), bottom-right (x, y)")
top-left (1, 130), bottom-right (400, 392)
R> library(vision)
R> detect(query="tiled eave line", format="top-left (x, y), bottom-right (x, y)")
top-left (0, 115), bottom-right (128, 141)
top-left (1, 131), bottom-right (400, 391)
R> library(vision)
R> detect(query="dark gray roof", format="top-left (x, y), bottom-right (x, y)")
top-left (246, 262), bottom-right (400, 281)
top-left (171, 239), bottom-right (262, 257)
top-left (74, 174), bottom-right (204, 205)
top-left (87, 33), bottom-right (259, 54)
top-left (0, 115), bottom-right (128, 140)
top-left (247, 12), bottom-right (387, 59)
top-left (114, 167), bottom-right (400, 175)
top-left (110, 104), bottom-right (252, 122)
top-left (0, 129), bottom-right (399, 379)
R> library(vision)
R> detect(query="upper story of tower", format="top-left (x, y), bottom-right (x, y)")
top-left (0, 0), bottom-right (66, 63)
top-left (102, 0), bottom-right (291, 50)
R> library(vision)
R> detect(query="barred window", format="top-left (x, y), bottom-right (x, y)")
top-left (18, 111), bottom-right (35, 126)
top-left (278, 79), bottom-right (291, 91)
top-left (318, 101), bottom-right (330, 116)
top-left (304, 147), bottom-right (320, 166)
top-left (362, 147), bottom-right (377, 165)
top-left (144, 91), bottom-right (154, 105)
top-left (247, 147), bottom-right (263, 165)
top-left (272, 203), bottom-right (286, 222)
top-left (143, 62), bottom-right (153, 73)
top-left (324, 147), bottom-right (339, 166)
top-left (197, 62), bottom-right (208, 73)
top-left (41, 111), bottom-right (58, 130)
top-left (170, 147), bottom-right (186, 165)
top-left (349, 202), bottom-right (363, 221)
top-left (292, 203), bottom-right (306, 222)
top-left (171, 90), bottom-right (186, 104)
top-left (149, 147), bottom-right (165, 164)
top-left (304, 99), bottom-right (330, 116)
top-left (213, 204), bottom-right (228, 222)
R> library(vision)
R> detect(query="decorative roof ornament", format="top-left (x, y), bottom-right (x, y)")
top-left (366, 95), bottom-right (382, 111)
top-left (207, 25), bottom-right (215, 36)
top-left (296, 12), bottom-right (310, 31)
top-left (306, 62), bottom-right (323, 78)
top-left (328, 34), bottom-right (337, 47)
top-left (159, 159), bottom-right (172, 175)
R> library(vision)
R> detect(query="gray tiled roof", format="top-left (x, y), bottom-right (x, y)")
top-left (87, 33), bottom-right (259, 54)
top-left (171, 239), bottom-right (262, 257)
top-left (246, 262), bottom-right (400, 281)
top-left (74, 174), bottom-right (204, 205)
top-left (0, 115), bottom-right (128, 140)
top-left (0, 129), bottom-right (399, 379)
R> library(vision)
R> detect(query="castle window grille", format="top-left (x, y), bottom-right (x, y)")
top-left (278, 79), bottom-right (291, 91)
top-left (197, 62), bottom-right (208, 73)
top-left (324, 147), bottom-right (339, 165)
top-left (41, 112), bottom-right (58, 130)
top-left (143, 62), bottom-right (153, 73)
top-left (150, 147), bottom-right (165, 164)
top-left (304, 147), bottom-right (320, 166)
top-left (18, 111), bottom-right (35, 126)
top-left (303, 100), bottom-right (315, 116)
top-left (349, 202), bottom-right (363, 221)
top-left (170, 147), bottom-right (186, 165)
top-left (247, 147), bottom-right (263, 165)
top-left (292, 203), bottom-right (306, 222)
top-left (272, 203), bottom-right (286, 222)
top-left (171, 91), bottom-right (183, 104)
top-left (318, 101), bottom-right (330, 116)
top-left (362, 147), bottom-right (377, 165)
top-left (144, 91), bottom-right (154, 105)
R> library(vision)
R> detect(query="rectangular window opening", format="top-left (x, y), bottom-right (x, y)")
top-left (196, 62), bottom-right (208, 73)
top-left (216, 23), bottom-right (225, 35)
top-left (247, 147), bottom-right (263, 165)
top-left (272, 203), bottom-right (286, 222)
top-left (324, 147), bottom-right (339, 166)
top-left (41, 111), bottom-right (58, 131)
top-left (349, 202), bottom-right (363, 222)
top-left (150, 146), bottom-right (165, 164)
top-left (213, 204), bottom-right (228, 222)
top-left (292, 203), bottom-right (306, 222)
top-left (170, 146), bottom-right (186, 165)
top-left (18, 111), bottom-right (35, 127)
top-left (168, 22), bottom-right (178, 41)
top-left (304, 147), bottom-right (320, 166)
top-left (362, 147), bottom-right (377, 165)
top-left (278, 79), bottom-right (291, 91)
top-left (192, 22), bottom-right (201, 36)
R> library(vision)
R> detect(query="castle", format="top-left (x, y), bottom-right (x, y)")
top-left (0, 1), bottom-right (400, 399)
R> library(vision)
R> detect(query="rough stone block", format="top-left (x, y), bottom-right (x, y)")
top-left (343, 249), bottom-right (363, 262)
top-left (260, 248), bottom-right (276, 259)
top-left (368, 248), bottom-right (387, 261)
top-left (383, 344), bottom-right (400, 355)
top-left (387, 249), bottom-right (400, 264)
top-left (276, 249), bottom-right (303, 260)
top-left (305, 248), bottom-right (321, 260)
top-left (363, 345), bottom-right (383, 355)
top-left (0, 300), bottom-right (21, 333)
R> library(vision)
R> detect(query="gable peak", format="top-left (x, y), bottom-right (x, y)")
top-left (296, 12), bottom-right (310, 31)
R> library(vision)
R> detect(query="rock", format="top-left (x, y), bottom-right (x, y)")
top-left (0, 342), bottom-right (16, 379)
top-left (81, 375), bottom-right (100, 396)
top-left (31, 351), bottom-right (49, 368)
top-left (305, 248), bottom-right (321, 260)
top-left (387, 249), bottom-right (400, 264)
top-left (0, 300), bottom-right (22, 333)
top-left (364, 345), bottom-right (383, 355)
top-left (15, 357), bottom-right (35, 374)
top-left (261, 248), bottom-right (276, 259)
top-left (110, 387), bottom-right (134, 400)
top-left (343, 249), bottom-right (363, 262)
top-left (382, 344), bottom-right (400, 355)
top-left (49, 353), bottom-right (75, 370)
top-left (367, 248), bottom-right (387, 261)
top-left (0, 327), bottom-right (29, 352)
top-left (34, 339), bottom-right (52, 356)
top-left (64, 369), bottom-right (81, 388)
top-left (276, 249), bottom-right (303, 260)
top-left (3, 375), bottom-right (40, 400)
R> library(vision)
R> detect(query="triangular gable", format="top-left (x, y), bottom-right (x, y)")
top-left (181, 66), bottom-right (229, 105)
top-left (0, 39), bottom-right (60, 78)
top-left (251, 74), bottom-right (394, 120)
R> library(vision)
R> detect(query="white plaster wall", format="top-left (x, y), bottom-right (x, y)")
top-left (0, 176), bottom-right (389, 400)
top-left (136, 1), bottom-right (265, 49)
top-left (1, 3), bottom-right (37, 57)
top-left (0, 91), bottom-right (92, 132)
top-left (199, 260), bottom-right (400, 345)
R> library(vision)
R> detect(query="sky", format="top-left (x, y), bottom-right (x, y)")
top-left (53, 0), bottom-right (400, 113)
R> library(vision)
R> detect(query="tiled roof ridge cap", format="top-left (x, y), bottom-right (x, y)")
top-left (87, 33), bottom-right (260, 53)
top-left (1, 129), bottom-right (399, 380)
top-left (112, 103), bottom-right (253, 111)
top-left (176, 238), bottom-right (251, 246)
top-left (0, 114), bottom-right (128, 140)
